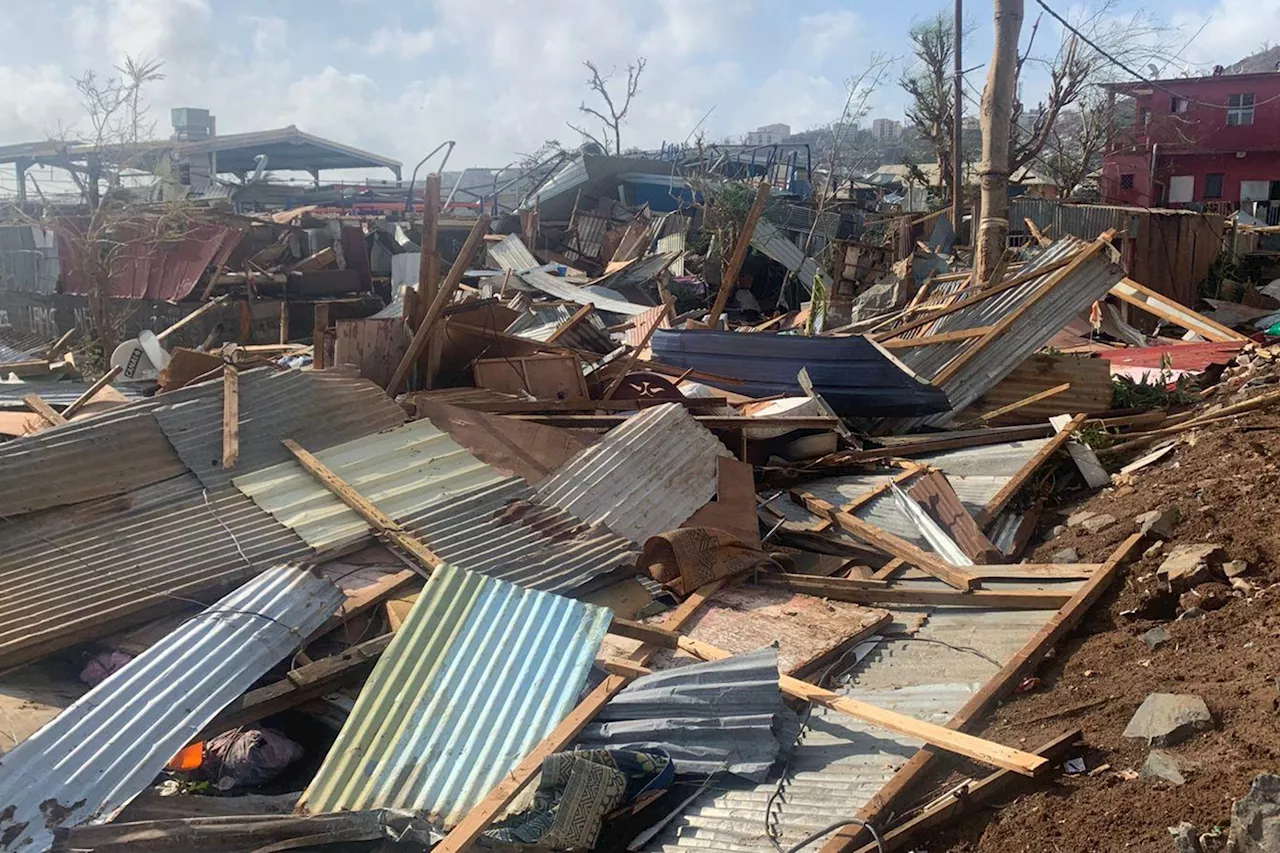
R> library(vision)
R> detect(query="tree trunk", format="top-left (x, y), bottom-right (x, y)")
top-left (976, 0), bottom-right (1023, 280)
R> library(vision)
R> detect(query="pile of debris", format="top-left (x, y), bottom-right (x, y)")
top-left (6, 180), bottom-right (1280, 853)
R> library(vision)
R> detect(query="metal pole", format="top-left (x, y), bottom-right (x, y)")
top-left (951, 0), bottom-right (964, 240)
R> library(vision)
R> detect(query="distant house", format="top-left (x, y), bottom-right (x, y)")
top-left (744, 123), bottom-right (791, 147)
top-left (1100, 62), bottom-right (1280, 220)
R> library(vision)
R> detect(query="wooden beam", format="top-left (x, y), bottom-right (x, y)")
top-left (836, 424), bottom-right (1054, 464)
top-left (846, 730), bottom-right (1081, 853)
top-left (790, 490), bottom-right (979, 591)
top-left (387, 214), bottom-right (492, 395)
top-left (312, 303), bottom-right (330, 370)
top-left (880, 327), bottom-right (995, 349)
top-left (435, 579), bottom-right (724, 853)
top-left (304, 569), bottom-right (420, 645)
top-left (813, 464), bottom-right (924, 533)
top-left (45, 328), bottom-right (75, 361)
top-left (1111, 276), bottom-right (1248, 343)
top-left (156, 295), bottom-right (228, 343)
top-left (752, 574), bottom-right (1072, 609)
top-left (602, 298), bottom-right (674, 400)
top-left (706, 182), bottom-right (770, 328)
top-left (277, 298), bottom-right (289, 345)
top-left (544, 303), bottom-right (594, 345)
top-left (963, 382), bottom-right (1071, 426)
top-left (221, 365), bottom-right (239, 470)
top-left (23, 393), bottom-right (66, 427)
top-left (821, 533), bottom-right (1145, 852)
top-left (61, 365), bottom-right (123, 420)
top-left (975, 413), bottom-right (1086, 526)
top-left (282, 439), bottom-right (443, 571)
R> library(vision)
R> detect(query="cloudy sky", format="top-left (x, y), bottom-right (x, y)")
top-left (0, 0), bottom-right (1276, 191)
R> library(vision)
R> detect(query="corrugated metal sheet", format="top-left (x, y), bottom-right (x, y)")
top-left (651, 330), bottom-right (951, 416)
top-left (576, 648), bottom-right (787, 781)
top-left (234, 418), bottom-right (508, 553)
top-left (298, 564), bottom-right (611, 826)
top-left (0, 381), bottom-right (148, 407)
top-left (891, 236), bottom-right (1125, 428)
top-left (656, 231), bottom-right (687, 276)
top-left (646, 581), bottom-right (1078, 852)
top-left (0, 329), bottom-right (51, 366)
top-left (536, 403), bottom-right (734, 544)
top-left (0, 565), bottom-right (342, 853)
top-left (1013, 198), bottom-right (1141, 243)
top-left (568, 211), bottom-right (610, 259)
top-left (399, 480), bottom-right (637, 594)
top-left (488, 234), bottom-right (650, 317)
top-left (60, 220), bottom-right (245, 301)
top-left (505, 303), bottom-right (616, 354)
top-left (594, 251), bottom-right (681, 292)
top-left (750, 219), bottom-right (832, 293)
top-left (0, 473), bottom-right (313, 668)
top-left (486, 233), bottom-right (540, 271)
top-left (155, 369), bottom-right (406, 491)
top-left (0, 224), bottom-right (58, 294)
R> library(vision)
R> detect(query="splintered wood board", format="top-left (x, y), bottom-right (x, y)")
top-left (601, 582), bottom-right (888, 677)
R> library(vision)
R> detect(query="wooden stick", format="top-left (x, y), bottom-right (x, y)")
top-left (791, 490), bottom-right (979, 590)
top-left (1103, 388), bottom-right (1280, 455)
top-left (881, 327), bottom-right (994, 349)
top-left (1110, 276), bottom-right (1247, 343)
top-left (304, 569), bottom-right (420, 645)
top-left (706, 182), bottom-right (770, 328)
top-left (22, 393), bottom-right (66, 427)
top-left (544, 304), bottom-right (594, 345)
top-left (602, 298), bottom-right (675, 400)
top-left (277, 299), bottom-right (289, 346)
top-left (312, 303), bottom-right (329, 370)
top-left (61, 365), bottom-right (123, 420)
top-left (45, 328), bottom-right (75, 361)
top-left (156, 295), bottom-right (228, 342)
top-left (752, 574), bottom-right (1072, 609)
top-left (283, 439), bottom-right (443, 570)
top-left (975, 413), bottom-right (1086, 526)
top-left (222, 365), bottom-right (239, 470)
top-left (820, 533), bottom-right (1144, 852)
top-left (813, 464), bottom-right (923, 533)
top-left (387, 215), bottom-right (491, 395)
top-left (962, 382), bottom-right (1071, 426)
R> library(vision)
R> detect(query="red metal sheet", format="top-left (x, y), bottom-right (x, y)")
top-left (1094, 341), bottom-right (1243, 371)
top-left (60, 220), bottom-right (244, 302)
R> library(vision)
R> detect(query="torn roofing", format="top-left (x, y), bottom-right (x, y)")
top-left (505, 303), bottom-right (617, 354)
top-left (59, 220), bottom-right (245, 301)
top-left (0, 565), bottom-right (342, 853)
top-left (0, 473), bottom-right (313, 668)
top-left (535, 402), bottom-right (734, 544)
top-left (650, 330), bottom-right (951, 416)
top-left (233, 418), bottom-right (510, 554)
top-left (576, 648), bottom-right (787, 782)
top-left (298, 564), bottom-right (611, 827)
top-left (155, 369), bottom-right (406, 491)
top-left (488, 235), bottom-right (650, 317)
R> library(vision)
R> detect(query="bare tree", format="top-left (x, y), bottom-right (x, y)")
top-left (1035, 92), bottom-right (1114, 197)
top-left (567, 58), bottom-right (646, 155)
top-left (901, 14), bottom-right (958, 208)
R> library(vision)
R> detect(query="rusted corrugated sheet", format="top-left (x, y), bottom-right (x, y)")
top-left (0, 566), bottom-right (342, 853)
top-left (60, 220), bottom-right (245, 301)
top-left (535, 402), bottom-right (734, 543)
top-left (625, 301), bottom-right (672, 348)
top-left (0, 474), bottom-right (312, 667)
top-left (298, 564), bottom-right (610, 827)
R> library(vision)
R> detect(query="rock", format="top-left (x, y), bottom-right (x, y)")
top-left (1171, 822), bottom-right (1204, 853)
top-left (1141, 626), bottom-right (1172, 650)
top-left (1144, 750), bottom-right (1189, 785)
top-left (1159, 544), bottom-right (1227, 593)
top-left (1067, 510), bottom-right (1098, 527)
top-left (1145, 540), bottom-right (1168, 561)
top-left (1178, 607), bottom-right (1207, 621)
top-left (1052, 548), bottom-right (1081, 564)
top-left (1047, 524), bottom-right (1069, 540)
top-left (1123, 693), bottom-right (1214, 746)
top-left (1180, 583), bottom-right (1232, 613)
top-left (1137, 507), bottom-right (1182, 539)
top-left (1227, 773), bottom-right (1280, 852)
top-left (1225, 560), bottom-right (1250, 579)
top-left (1081, 513), bottom-right (1117, 534)
top-left (1233, 577), bottom-right (1257, 596)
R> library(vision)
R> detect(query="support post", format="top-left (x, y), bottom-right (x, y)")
top-left (222, 365), bottom-right (239, 470)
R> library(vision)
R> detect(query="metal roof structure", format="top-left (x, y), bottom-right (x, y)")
top-left (233, 418), bottom-right (509, 553)
top-left (536, 403), bottom-right (734, 544)
top-left (155, 369), bottom-right (406, 491)
top-left (0, 565), bottom-right (342, 853)
top-left (487, 234), bottom-right (651, 317)
top-left (0, 381), bottom-right (148, 408)
top-left (179, 126), bottom-right (402, 175)
top-left (505, 303), bottom-right (617, 353)
top-left (0, 473), bottom-right (313, 668)
top-left (651, 329), bottom-right (952, 417)
top-left (576, 648), bottom-right (788, 782)
top-left (750, 218), bottom-right (831, 294)
top-left (298, 564), bottom-right (611, 827)
top-left (645, 578), bottom-right (1082, 852)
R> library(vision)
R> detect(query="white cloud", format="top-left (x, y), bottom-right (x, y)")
top-left (366, 26), bottom-right (435, 59)
top-left (1170, 0), bottom-right (1280, 70)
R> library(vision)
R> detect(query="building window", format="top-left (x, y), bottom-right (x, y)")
top-left (1119, 173), bottom-right (1135, 190)
top-left (1228, 93), bottom-right (1255, 125)
top-left (1139, 107), bottom-right (1151, 127)
top-left (1171, 97), bottom-right (1188, 113)
top-left (1204, 173), bottom-right (1225, 199)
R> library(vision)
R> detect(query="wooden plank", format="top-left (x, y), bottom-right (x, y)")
top-left (312, 303), bottom-right (329, 370)
top-left (156, 296), bottom-right (228, 343)
top-left (966, 354), bottom-right (1113, 425)
top-left (837, 424), bottom-right (1054, 464)
top-left (1050, 412), bottom-right (1110, 489)
top-left (821, 532), bottom-right (1145, 852)
top-left (602, 298), bottom-right (674, 399)
top-left (45, 328), bottom-right (75, 361)
top-left (304, 569), bottom-right (420, 645)
top-left (964, 382), bottom-right (1072, 426)
top-left (846, 730), bottom-right (1081, 853)
top-left (1111, 276), bottom-right (1248, 343)
top-left (706, 182), bottom-right (770, 327)
top-left (282, 439), bottom-right (443, 571)
top-left (543, 303), bottom-right (594, 345)
top-left (474, 353), bottom-right (589, 400)
top-left (22, 393), bottom-right (66, 428)
top-left (277, 299), bottom-right (289, 345)
top-left (333, 318), bottom-right (409, 388)
top-left (752, 575), bottom-right (1072, 609)
top-left (907, 470), bottom-right (1001, 563)
top-left (975, 413), bottom-right (1086, 526)
top-left (221, 365), bottom-right (239, 470)
top-left (880, 327), bottom-right (995, 349)
top-left (791, 490), bottom-right (979, 591)
top-left (388, 214), bottom-right (492, 395)
top-left (813, 464), bottom-right (923, 533)
top-left (510, 414), bottom-right (840, 429)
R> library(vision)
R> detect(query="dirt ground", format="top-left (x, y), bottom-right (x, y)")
top-left (926, 409), bottom-right (1280, 853)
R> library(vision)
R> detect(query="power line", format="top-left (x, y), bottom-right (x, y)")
top-left (1033, 0), bottom-right (1280, 110)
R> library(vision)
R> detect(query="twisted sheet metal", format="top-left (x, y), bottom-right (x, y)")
top-left (155, 369), bottom-right (406, 491)
top-left (233, 419), bottom-right (509, 553)
top-left (535, 402), bottom-right (734, 544)
top-left (0, 565), bottom-right (342, 853)
top-left (505, 303), bottom-right (616, 353)
top-left (0, 474), bottom-right (313, 667)
top-left (298, 564), bottom-right (611, 827)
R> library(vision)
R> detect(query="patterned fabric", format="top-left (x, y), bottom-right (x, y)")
top-left (486, 749), bottom-right (673, 849)
top-left (638, 527), bottom-right (782, 596)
